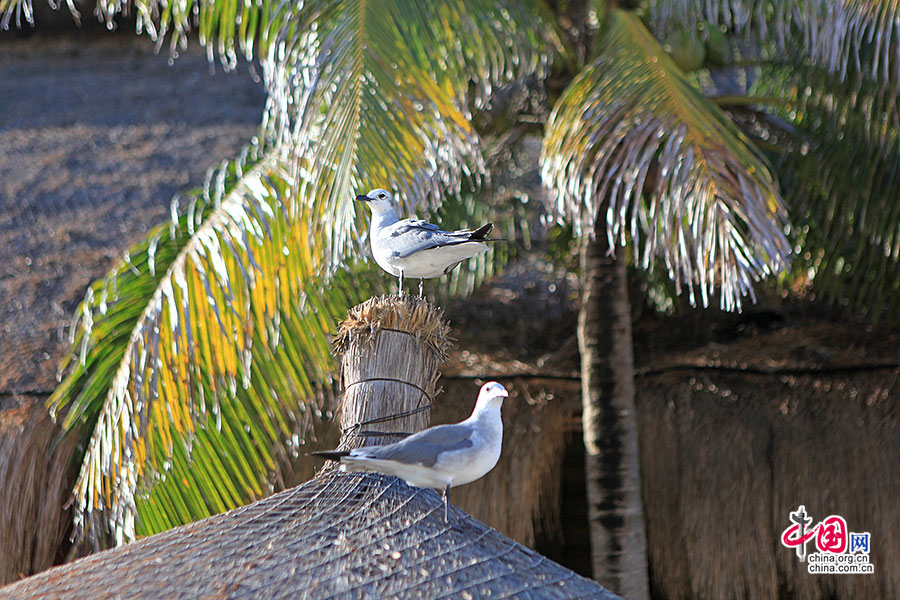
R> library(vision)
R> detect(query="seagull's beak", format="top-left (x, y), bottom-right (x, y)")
top-left (355, 194), bottom-right (371, 202)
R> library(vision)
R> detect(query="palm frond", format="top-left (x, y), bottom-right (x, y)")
top-left (0, 0), bottom-right (33, 28)
top-left (650, 0), bottom-right (900, 85)
top-left (0, 0), bottom-right (290, 69)
top-left (425, 192), bottom-right (530, 299)
top-left (426, 129), bottom-right (545, 299)
top-left (53, 142), bottom-right (523, 549)
top-left (46, 2), bottom-right (554, 549)
top-left (542, 10), bottom-right (790, 311)
top-left (51, 145), bottom-right (380, 549)
top-left (752, 65), bottom-right (900, 319)
top-left (260, 0), bottom-right (553, 271)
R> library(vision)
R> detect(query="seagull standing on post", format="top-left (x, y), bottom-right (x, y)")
top-left (355, 189), bottom-right (495, 295)
top-left (313, 381), bottom-right (508, 522)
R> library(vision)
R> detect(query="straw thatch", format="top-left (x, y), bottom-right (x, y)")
top-left (635, 321), bottom-right (900, 600)
top-left (333, 295), bottom-right (450, 450)
top-left (334, 294), bottom-right (452, 359)
top-left (436, 260), bottom-right (584, 551)
top-left (0, 397), bottom-right (77, 584)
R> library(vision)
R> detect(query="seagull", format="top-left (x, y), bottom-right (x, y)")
top-left (355, 188), bottom-right (495, 295)
top-left (313, 381), bottom-right (508, 521)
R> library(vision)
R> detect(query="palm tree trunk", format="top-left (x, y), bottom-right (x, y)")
top-left (578, 231), bottom-right (650, 599)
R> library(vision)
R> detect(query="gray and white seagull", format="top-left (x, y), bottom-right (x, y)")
top-left (355, 188), bottom-right (495, 295)
top-left (313, 381), bottom-right (508, 521)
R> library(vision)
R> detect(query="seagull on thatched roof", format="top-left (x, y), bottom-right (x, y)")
top-left (313, 381), bottom-right (508, 522)
top-left (355, 188), bottom-right (495, 296)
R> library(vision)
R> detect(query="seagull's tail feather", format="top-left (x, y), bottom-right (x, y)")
top-left (311, 450), bottom-right (351, 461)
top-left (468, 223), bottom-right (493, 240)
top-left (468, 223), bottom-right (507, 242)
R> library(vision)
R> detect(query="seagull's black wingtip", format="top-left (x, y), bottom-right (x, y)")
top-left (469, 223), bottom-right (493, 240)
top-left (311, 450), bottom-right (351, 461)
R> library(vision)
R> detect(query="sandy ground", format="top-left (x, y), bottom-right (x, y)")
top-left (0, 33), bottom-right (267, 395)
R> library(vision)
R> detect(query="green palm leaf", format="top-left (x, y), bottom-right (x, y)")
top-left (53, 152), bottom-right (520, 551)
top-left (45, 1), bottom-right (553, 550)
top-left (51, 146), bottom-right (378, 549)
top-left (542, 10), bottom-right (790, 311)
top-left (752, 65), bottom-right (900, 319)
top-left (263, 0), bottom-right (552, 271)
top-left (651, 0), bottom-right (900, 84)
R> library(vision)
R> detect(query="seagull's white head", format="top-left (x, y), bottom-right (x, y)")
top-left (475, 381), bottom-right (508, 411)
top-left (355, 188), bottom-right (399, 216)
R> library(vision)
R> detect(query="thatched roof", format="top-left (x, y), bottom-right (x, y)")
top-left (634, 317), bottom-right (900, 600)
top-left (0, 470), bottom-right (617, 599)
top-left (0, 283), bottom-right (602, 597)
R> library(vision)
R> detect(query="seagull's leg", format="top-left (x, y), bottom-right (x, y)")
top-left (418, 278), bottom-right (424, 298)
top-left (443, 484), bottom-right (451, 522)
top-left (398, 271), bottom-right (404, 296)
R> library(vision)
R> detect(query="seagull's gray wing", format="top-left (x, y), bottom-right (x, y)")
top-left (352, 423), bottom-right (475, 467)
top-left (386, 219), bottom-right (488, 259)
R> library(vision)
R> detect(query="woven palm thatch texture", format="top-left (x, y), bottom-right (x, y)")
top-left (0, 471), bottom-right (616, 599)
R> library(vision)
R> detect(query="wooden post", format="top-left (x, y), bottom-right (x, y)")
top-left (332, 295), bottom-right (450, 451)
